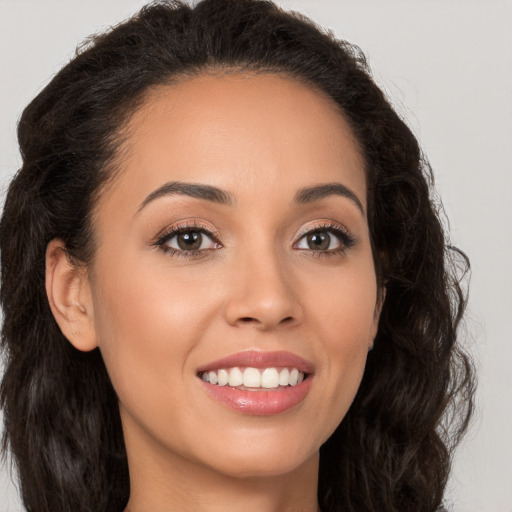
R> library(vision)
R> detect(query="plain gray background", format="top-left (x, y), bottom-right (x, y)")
top-left (1, 1), bottom-right (511, 510)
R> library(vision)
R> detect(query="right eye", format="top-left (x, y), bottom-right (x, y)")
top-left (154, 223), bottom-right (222, 258)
top-left (163, 229), bottom-right (218, 252)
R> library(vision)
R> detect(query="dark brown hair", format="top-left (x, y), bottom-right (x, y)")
top-left (0, 1), bottom-right (474, 511)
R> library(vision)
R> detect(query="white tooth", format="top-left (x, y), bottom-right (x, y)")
top-left (208, 371), bottom-right (218, 385)
top-left (202, 372), bottom-right (209, 382)
top-left (217, 369), bottom-right (229, 386)
top-left (279, 368), bottom-right (290, 386)
top-left (228, 367), bottom-right (243, 387)
top-left (297, 371), bottom-right (304, 384)
top-left (261, 368), bottom-right (279, 388)
top-left (289, 368), bottom-right (299, 386)
top-left (243, 367), bottom-right (261, 388)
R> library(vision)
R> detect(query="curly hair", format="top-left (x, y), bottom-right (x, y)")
top-left (0, 1), bottom-right (474, 511)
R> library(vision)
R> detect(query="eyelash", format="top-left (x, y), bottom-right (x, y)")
top-left (153, 221), bottom-right (356, 259)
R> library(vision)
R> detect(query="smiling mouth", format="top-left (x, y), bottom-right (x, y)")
top-left (197, 351), bottom-right (314, 414)
top-left (198, 366), bottom-right (307, 389)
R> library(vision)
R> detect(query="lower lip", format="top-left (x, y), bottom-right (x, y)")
top-left (200, 378), bottom-right (313, 415)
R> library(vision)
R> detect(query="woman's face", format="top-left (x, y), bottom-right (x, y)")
top-left (87, 73), bottom-right (380, 479)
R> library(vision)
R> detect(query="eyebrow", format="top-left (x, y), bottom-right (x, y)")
top-left (138, 180), bottom-right (364, 215)
top-left (294, 183), bottom-right (365, 215)
top-left (138, 181), bottom-right (234, 211)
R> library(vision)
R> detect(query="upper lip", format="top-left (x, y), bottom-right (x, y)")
top-left (197, 350), bottom-right (314, 374)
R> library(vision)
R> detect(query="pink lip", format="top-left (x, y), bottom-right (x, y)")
top-left (197, 350), bottom-right (314, 374)
top-left (200, 379), bottom-right (313, 415)
top-left (197, 351), bottom-right (314, 416)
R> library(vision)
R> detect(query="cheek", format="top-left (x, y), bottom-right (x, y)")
top-left (304, 258), bottom-right (377, 421)
top-left (308, 254), bottom-right (378, 345)
top-left (89, 257), bottom-right (214, 408)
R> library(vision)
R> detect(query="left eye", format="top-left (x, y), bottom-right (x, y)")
top-left (295, 230), bottom-right (343, 251)
top-left (164, 230), bottom-right (218, 251)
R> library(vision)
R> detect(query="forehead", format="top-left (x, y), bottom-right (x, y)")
top-left (99, 72), bottom-right (367, 213)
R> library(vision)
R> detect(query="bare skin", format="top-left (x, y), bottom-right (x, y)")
top-left (46, 73), bottom-right (381, 512)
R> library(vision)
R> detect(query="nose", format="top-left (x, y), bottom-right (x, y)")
top-left (224, 248), bottom-right (303, 330)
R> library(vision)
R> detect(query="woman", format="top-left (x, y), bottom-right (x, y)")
top-left (0, 0), bottom-right (474, 511)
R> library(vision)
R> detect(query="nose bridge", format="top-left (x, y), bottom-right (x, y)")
top-left (224, 237), bottom-right (302, 329)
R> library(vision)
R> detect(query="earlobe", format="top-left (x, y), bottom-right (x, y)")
top-left (45, 239), bottom-right (98, 352)
top-left (369, 286), bottom-right (386, 349)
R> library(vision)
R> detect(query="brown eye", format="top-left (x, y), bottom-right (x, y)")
top-left (296, 230), bottom-right (342, 252)
top-left (164, 230), bottom-right (218, 252)
top-left (306, 232), bottom-right (331, 251)
top-left (176, 231), bottom-right (202, 250)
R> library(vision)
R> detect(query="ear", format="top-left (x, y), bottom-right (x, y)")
top-left (369, 285), bottom-right (386, 350)
top-left (45, 239), bottom-right (98, 352)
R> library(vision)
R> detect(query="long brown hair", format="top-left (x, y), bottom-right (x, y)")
top-left (0, 1), bottom-right (474, 510)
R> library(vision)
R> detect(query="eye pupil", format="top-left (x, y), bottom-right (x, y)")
top-left (307, 232), bottom-right (330, 251)
top-left (177, 231), bottom-right (202, 250)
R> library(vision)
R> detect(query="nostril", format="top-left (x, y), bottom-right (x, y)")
top-left (239, 316), bottom-right (294, 325)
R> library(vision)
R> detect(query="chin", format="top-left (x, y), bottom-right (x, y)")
top-left (197, 431), bottom-right (321, 479)
top-left (210, 451), bottom-right (318, 480)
